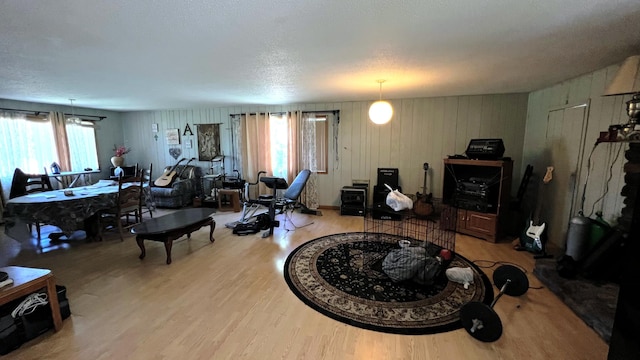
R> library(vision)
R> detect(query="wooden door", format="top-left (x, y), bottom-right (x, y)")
top-left (544, 103), bottom-right (589, 249)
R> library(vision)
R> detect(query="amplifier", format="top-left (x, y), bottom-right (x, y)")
top-left (465, 139), bottom-right (505, 160)
top-left (370, 203), bottom-right (403, 220)
top-left (341, 187), bottom-right (367, 204)
top-left (340, 205), bottom-right (366, 216)
top-left (377, 168), bottom-right (399, 188)
top-left (456, 180), bottom-right (490, 199)
top-left (372, 185), bottom-right (402, 204)
top-left (453, 197), bottom-right (493, 213)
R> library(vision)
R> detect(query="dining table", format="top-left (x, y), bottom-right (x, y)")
top-left (3, 180), bottom-right (137, 242)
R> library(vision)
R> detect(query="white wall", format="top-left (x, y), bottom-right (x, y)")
top-left (121, 93), bottom-right (529, 207)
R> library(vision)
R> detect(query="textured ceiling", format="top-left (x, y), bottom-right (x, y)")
top-left (0, 0), bottom-right (639, 111)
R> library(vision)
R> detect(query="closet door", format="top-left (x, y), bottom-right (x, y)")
top-left (544, 103), bottom-right (589, 249)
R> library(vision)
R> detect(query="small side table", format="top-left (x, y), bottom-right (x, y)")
top-left (0, 266), bottom-right (63, 332)
top-left (217, 189), bottom-right (241, 212)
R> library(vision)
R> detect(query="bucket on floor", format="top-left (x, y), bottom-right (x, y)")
top-left (565, 215), bottom-right (590, 261)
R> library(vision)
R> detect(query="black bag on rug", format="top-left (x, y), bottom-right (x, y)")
top-left (233, 222), bottom-right (260, 235)
top-left (232, 214), bottom-right (271, 235)
top-left (0, 315), bottom-right (21, 355)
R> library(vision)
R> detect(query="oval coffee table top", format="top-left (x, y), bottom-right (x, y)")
top-left (131, 208), bottom-right (215, 235)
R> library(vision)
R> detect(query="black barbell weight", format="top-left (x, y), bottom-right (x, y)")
top-left (459, 264), bottom-right (529, 342)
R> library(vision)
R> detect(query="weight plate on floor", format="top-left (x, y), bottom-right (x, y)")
top-left (493, 264), bottom-right (529, 297)
top-left (460, 301), bottom-right (503, 342)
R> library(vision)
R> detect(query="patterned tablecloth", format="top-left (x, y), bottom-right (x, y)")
top-left (3, 180), bottom-right (136, 240)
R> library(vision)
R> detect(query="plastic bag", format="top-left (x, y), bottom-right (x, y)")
top-left (445, 267), bottom-right (474, 289)
top-left (385, 185), bottom-right (413, 211)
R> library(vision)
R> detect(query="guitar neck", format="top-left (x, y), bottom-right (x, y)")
top-left (532, 183), bottom-right (547, 225)
top-left (177, 158), bottom-right (196, 177)
top-left (532, 166), bottom-right (554, 225)
top-left (421, 170), bottom-right (428, 193)
top-left (167, 158), bottom-right (186, 174)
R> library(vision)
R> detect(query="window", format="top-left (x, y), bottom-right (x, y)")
top-left (301, 112), bottom-right (330, 175)
top-left (269, 113), bottom-right (289, 179)
top-left (0, 113), bottom-right (58, 177)
top-left (307, 114), bottom-right (328, 174)
top-left (0, 111), bottom-right (99, 199)
top-left (66, 120), bottom-right (99, 171)
top-left (270, 112), bottom-right (329, 177)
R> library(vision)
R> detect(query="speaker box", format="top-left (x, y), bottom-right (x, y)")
top-left (377, 168), bottom-right (399, 188)
top-left (370, 203), bottom-right (403, 220)
top-left (373, 185), bottom-right (402, 204)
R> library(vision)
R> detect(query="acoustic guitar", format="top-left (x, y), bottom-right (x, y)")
top-left (518, 166), bottom-right (554, 255)
top-left (413, 162), bottom-right (434, 217)
top-left (154, 157), bottom-right (186, 187)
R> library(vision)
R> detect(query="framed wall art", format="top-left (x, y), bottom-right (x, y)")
top-left (196, 123), bottom-right (221, 161)
top-left (166, 128), bottom-right (180, 145)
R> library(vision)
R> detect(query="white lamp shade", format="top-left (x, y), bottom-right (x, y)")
top-left (369, 100), bottom-right (393, 124)
top-left (604, 55), bottom-right (640, 96)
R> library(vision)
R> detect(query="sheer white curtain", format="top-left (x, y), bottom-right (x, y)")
top-left (300, 112), bottom-right (320, 209)
top-left (0, 111), bottom-right (58, 203)
top-left (65, 118), bottom-right (99, 171)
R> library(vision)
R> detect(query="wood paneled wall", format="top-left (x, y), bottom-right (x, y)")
top-left (522, 63), bottom-right (631, 236)
top-left (121, 94), bottom-right (529, 207)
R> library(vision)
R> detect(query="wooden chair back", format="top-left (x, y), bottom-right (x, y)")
top-left (117, 171), bottom-right (143, 211)
top-left (8, 168), bottom-right (53, 239)
top-left (105, 172), bottom-right (143, 241)
top-left (9, 168), bottom-right (53, 199)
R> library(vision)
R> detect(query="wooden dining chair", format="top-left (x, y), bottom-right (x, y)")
top-left (140, 164), bottom-right (154, 219)
top-left (99, 171), bottom-right (144, 241)
top-left (9, 168), bottom-right (54, 239)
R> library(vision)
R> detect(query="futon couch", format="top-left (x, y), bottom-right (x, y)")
top-left (150, 165), bottom-right (203, 208)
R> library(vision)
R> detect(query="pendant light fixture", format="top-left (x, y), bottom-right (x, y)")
top-left (68, 98), bottom-right (81, 124)
top-left (369, 80), bottom-right (393, 125)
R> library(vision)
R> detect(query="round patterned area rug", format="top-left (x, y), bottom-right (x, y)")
top-left (284, 232), bottom-right (494, 335)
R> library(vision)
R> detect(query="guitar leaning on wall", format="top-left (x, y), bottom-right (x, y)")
top-left (174, 157), bottom-right (196, 179)
top-left (517, 166), bottom-right (554, 257)
top-left (154, 157), bottom-right (186, 187)
top-left (413, 162), bottom-right (435, 217)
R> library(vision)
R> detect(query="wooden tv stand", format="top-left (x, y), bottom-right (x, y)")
top-left (441, 158), bottom-right (512, 242)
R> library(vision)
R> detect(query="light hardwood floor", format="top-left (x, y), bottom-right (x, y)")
top-left (0, 208), bottom-right (609, 360)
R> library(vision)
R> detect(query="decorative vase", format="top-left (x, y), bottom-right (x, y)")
top-left (111, 156), bottom-right (124, 167)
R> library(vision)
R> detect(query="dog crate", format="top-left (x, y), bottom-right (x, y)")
top-left (364, 198), bottom-right (456, 252)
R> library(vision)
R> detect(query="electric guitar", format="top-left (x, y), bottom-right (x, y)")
top-left (520, 166), bottom-right (554, 254)
top-left (414, 162), bottom-right (434, 217)
top-left (154, 157), bottom-right (186, 187)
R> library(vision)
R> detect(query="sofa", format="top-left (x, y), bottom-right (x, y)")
top-left (150, 165), bottom-right (203, 208)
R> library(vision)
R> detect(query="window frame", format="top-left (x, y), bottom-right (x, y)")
top-left (310, 114), bottom-right (329, 175)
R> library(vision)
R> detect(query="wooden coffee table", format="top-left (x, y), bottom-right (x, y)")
top-left (131, 208), bottom-right (216, 264)
top-left (0, 266), bottom-right (63, 332)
